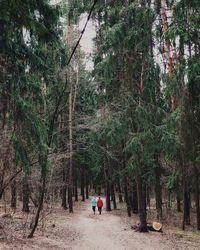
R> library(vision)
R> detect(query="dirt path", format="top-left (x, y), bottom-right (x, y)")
top-left (1, 198), bottom-right (199, 250)
top-left (64, 199), bottom-right (198, 250)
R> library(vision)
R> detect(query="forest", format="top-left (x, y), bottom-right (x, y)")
top-left (0, 0), bottom-right (200, 249)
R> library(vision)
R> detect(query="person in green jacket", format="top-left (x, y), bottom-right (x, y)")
top-left (91, 196), bottom-right (97, 214)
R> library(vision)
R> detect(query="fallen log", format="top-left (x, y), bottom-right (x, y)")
top-left (131, 222), bottom-right (162, 232)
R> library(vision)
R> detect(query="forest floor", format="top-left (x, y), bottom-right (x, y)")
top-left (1, 198), bottom-right (200, 250)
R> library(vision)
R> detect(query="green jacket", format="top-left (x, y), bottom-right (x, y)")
top-left (91, 198), bottom-right (97, 207)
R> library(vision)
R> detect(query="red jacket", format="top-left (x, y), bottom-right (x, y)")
top-left (97, 198), bottom-right (103, 208)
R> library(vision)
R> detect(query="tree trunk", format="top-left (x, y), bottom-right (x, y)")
top-left (61, 166), bottom-right (67, 209)
top-left (117, 179), bottom-right (123, 203)
top-left (74, 178), bottom-right (78, 201)
top-left (106, 181), bottom-right (111, 211)
top-left (161, 0), bottom-right (176, 111)
top-left (123, 177), bottom-right (131, 217)
top-left (176, 194), bottom-right (181, 212)
top-left (67, 0), bottom-right (74, 213)
top-left (146, 186), bottom-right (150, 208)
top-left (28, 176), bottom-right (46, 238)
top-left (155, 167), bottom-right (162, 220)
top-left (110, 183), bottom-right (117, 209)
top-left (68, 185), bottom-right (73, 212)
top-left (98, 186), bottom-right (101, 196)
top-left (11, 179), bottom-right (17, 209)
top-left (175, 176), bottom-right (181, 212)
top-left (94, 185), bottom-right (97, 194)
top-left (194, 165), bottom-right (200, 230)
top-left (131, 184), bottom-right (138, 214)
top-left (62, 186), bottom-right (67, 209)
top-left (136, 174), bottom-right (148, 232)
top-left (182, 180), bottom-right (190, 229)
top-left (176, 176), bottom-right (181, 212)
top-left (81, 166), bottom-right (85, 202)
top-left (18, 182), bottom-right (22, 201)
top-left (68, 89), bottom-right (73, 213)
top-left (30, 194), bottom-right (38, 208)
top-left (167, 192), bottom-right (171, 209)
top-left (22, 176), bottom-right (30, 213)
top-left (85, 173), bottom-right (89, 199)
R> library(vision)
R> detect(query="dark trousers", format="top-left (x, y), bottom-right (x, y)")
top-left (92, 206), bottom-right (96, 214)
top-left (98, 207), bottom-right (102, 214)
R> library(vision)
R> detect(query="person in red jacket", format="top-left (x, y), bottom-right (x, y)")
top-left (97, 196), bottom-right (103, 214)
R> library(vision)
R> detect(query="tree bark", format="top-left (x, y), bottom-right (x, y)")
top-left (110, 183), bottom-right (117, 209)
top-left (67, 0), bottom-right (73, 214)
top-left (161, 0), bottom-right (176, 111)
top-left (117, 179), bottom-right (123, 203)
top-left (194, 165), bottom-right (200, 230)
top-left (11, 179), bottom-right (17, 209)
top-left (30, 194), bottom-right (38, 208)
top-left (28, 176), bottom-right (46, 238)
top-left (176, 193), bottom-right (181, 212)
top-left (182, 179), bottom-right (190, 229)
top-left (74, 177), bottom-right (78, 201)
top-left (131, 183), bottom-right (138, 214)
top-left (85, 172), bottom-right (89, 199)
top-left (136, 174), bottom-right (148, 232)
top-left (146, 186), bottom-right (150, 208)
top-left (155, 167), bottom-right (162, 220)
top-left (68, 89), bottom-right (73, 213)
top-left (61, 165), bottom-right (67, 209)
top-left (98, 186), bottom-right (101, 196)
top-left (22, 176), bottom-right (30, 213)
top-left (123, 177), bottom-right (131, 217)
top-left (106, 181), bottom-right (111, 211)
top-left (81, 166), bottom-right (85, 201)
top-left (176, 176), bottom-right (181, 212)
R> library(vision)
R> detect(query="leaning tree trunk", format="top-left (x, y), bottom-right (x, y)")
top-left (28, 175), bottom-right (46, 238)
top-left (28, 78), bottom-right (51, 238)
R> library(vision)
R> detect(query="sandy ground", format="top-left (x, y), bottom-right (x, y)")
top-left (0, 198), bottom-right (200, 250)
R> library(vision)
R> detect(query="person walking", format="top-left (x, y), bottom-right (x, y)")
top-left (97, 196), bottom-right (103, 215)
top-left (91, 196), bottom-right (97, 214)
